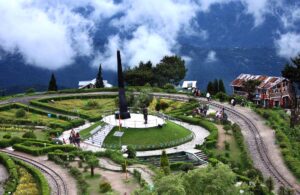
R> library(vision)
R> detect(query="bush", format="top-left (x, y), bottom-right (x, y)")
top-left (163, 83), bottom-right (175, 90)
top-left (179, 163), bottom-right (194, 172)
top-left (84, 100), bottom-right (99, 109)
top-left (127, 145), bottom-right (136, 159)
top-left (99, 181), bottom-right (112, 193)
top-left (0, 153), bottom-right (18, 194)
top-left (22, 131), bottom-right (37, 139)
top-left (69, 167), bottom-right (88, 194)
top-left (215, 92), bottom-right (229, 102)
top-left (15, 108), bottom-right (26, 118)
top-left (3, 133), bottom-right (11, 139)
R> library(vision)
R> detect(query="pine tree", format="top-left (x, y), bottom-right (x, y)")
top-left (218, 79), bottom-right (226, 93)
top-left (207, 82), bottom-right (214, 94)
top-left (48, 73), bottom-right (57, 91)
top-left (213, 79), bottom-right (219, 95)
top-left (95, 64), bottom-right (104, 88)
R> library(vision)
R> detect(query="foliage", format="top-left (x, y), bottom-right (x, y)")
top-left (84, 100), bottom-right (99, 109)
top-left (125, 61), bottom-right (154, 86)
top-left (127, 145), bottom-right (136, 158)
top-left (254, 108), bottom-right (300, 180)
top-left (0, 153), bottom-right (18, 195)
top-left (179, 163), bottom-right (194, 173)
top-left (265, 177), bottom-right (274, 192)
top-left (22, 131), bottom-right (37, 139)
top-left (25, 88), bottom-right (36, 94)
top-left (14, 159), bottom-right (50, 195)
top-left (99, 181), bottom-right (112, 193)
top-left (242, 79), bottom-right (261, 100)
top-left (218, 79), bottom-right (226, 93)
top-left (154, 163), bottom-right (241, 195)
top-left (215, 92), bottom-right (229, 102)
top-left (69, 167), bottom-right (88, 195)
top-left (163, 83), bottom-right (175, 90)
top-left (95, 64), bottom-right (104, 88)
top-left (15, 108), bottom-right (26, 118)
top-left (3, 133), bottom-right (11, 139)
top-left (160, 150), bottom-right (170, 175)
top-left (48, 73), bottom-right (57, 91)
top-left (86, 155), bottom-right (99, 177)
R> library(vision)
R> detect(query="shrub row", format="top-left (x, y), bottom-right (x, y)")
top-left (231, 123), bottom-right (253, 170)
top-left (0, 153), bottom-right (18, 195)
top-left (13, 143), bottom-right (77, 156)
top-left (30, 99), bottom-right (105, 122)
top-left (69, 167), bottom-right (88, 195)
top-left (14, 159), bottom-right (50, 195)
top-left (50, 87), bottom-right (118, 94)
top-left (48, 152), bottom-right (75, 162)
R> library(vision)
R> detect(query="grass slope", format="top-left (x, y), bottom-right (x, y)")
top-left (103, 121), bottom-right (191, 147)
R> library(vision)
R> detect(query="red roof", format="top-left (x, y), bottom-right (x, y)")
top-left (231, 74), bottom-right (286, 89)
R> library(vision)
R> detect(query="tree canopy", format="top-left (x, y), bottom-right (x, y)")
top-left (242, 80), bottom-right (261, 100)
top-left (124, 56), bottom-right (187, 87)
top-left (206, 79), bottom-right (226, 95)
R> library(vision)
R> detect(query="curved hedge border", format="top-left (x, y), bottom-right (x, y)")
top-left (30, 94), bottom-right (117, 121)
top-left (0, 103), bottom-right (84, 129)
top-left (0, 153), bottom-right (18, 195)
top-left (102, 133), bottom-right (194, 151)
top-left (13, 142), bottom-right (78, 156)
top-left (14, 159), bottom-right (50, 195)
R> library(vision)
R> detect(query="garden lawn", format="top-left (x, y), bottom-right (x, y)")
top-left (0, 130), bottom-right (47, 140)
top-left (41, 98), bottom-right (116, 119)
top-left (103, 121), bottom-right (191, 146)
top-left (0, 109), bottom-right (71, 127)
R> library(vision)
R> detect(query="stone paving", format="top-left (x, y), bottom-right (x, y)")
top-left (0, 164), bottom-right (9, 195)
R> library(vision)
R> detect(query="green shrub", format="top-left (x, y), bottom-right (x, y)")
top-left (22, 131), bottom-right (37, 139)
top-left (84, 100), bottom-right (99, 109)
top-left (15, 108), bottom-right (26, 118)
top-left (215, 92), bottom-right (229, 102)
top-left (0, 153), bottom-right (18, 194)
top-left (179, 163), bottom-right (194, 172)
top-left (99, 181), bottom-right (112, 193)
top-left (3, 133), bottom-right (11, 139)
top-left (127, 145), bottom-right (136, 159)
top-left (69, 167), bottom-right (88, 194)
top-left (163, 83), bottom-right (175, 90)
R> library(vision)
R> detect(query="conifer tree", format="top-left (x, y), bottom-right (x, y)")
top-left (48, 73), bottom-right (57, 91)
top-left (95, 64), bottom-right (104, 88)
top-left (207, 81), bottom-right (214, 94)
top-left (213, 79), bottom-right (219, 95)
top-left (218, 79), bottom-right (226, 93)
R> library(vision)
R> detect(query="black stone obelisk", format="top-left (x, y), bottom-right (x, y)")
top-left (115, 50), bottom-right (131, 119)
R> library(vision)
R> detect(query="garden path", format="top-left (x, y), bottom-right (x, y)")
top-left (0, 163), bottom-right (9, 195)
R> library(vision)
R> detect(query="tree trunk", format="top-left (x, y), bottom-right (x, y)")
top-left (91, 166), bottom-right (94, 177)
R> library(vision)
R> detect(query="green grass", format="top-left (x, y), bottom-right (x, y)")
top-left (0, 130), bottom-right (47, 140)
top-left (0, 108), bottom-right (72, 126)
top-left (41, 98), bottom-right (116, 118)
top-left (103, 121), bottom-right (192, 148)
top-left (80, 121), bottom-right (103, 139)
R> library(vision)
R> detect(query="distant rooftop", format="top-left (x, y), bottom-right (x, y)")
top-left (231, 73), bottom-right (287, 89)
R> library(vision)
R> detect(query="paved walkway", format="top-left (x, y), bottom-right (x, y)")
top-left (0, 164), bottom-right (9, 195)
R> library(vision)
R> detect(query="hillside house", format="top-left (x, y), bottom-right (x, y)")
top-left (182, 81), bottom-right (197, 90)
top-left (78, 78), bottom-right (113, 89)
top-left (231, 74), bottom-right (292, 108)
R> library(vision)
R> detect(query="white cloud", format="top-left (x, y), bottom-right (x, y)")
top-left (0, 0), bottom-right (94, 70)
top-left (206, 50), bottom-right (218, 63)
top-left (275, 32), bottom-right (300, 59)
top-left (93, 0), bottom-right (200, 70)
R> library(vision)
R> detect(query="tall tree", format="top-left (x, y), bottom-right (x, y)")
top-left (242, 80), bottom-right (261, 100)
top-left (207, 81), bottom-right (214, 94)
top-left (218, 79), bottom-right (226, 93)
top-left (95, 64), bottom-right (104, 88)
top-left (265, 177), bottom-right (274, 193)
top-left (154, 56), bottom-right (187, 86)
top-left (48, 73), bottom-right (57, 91)
top-left (124, 61), bottom-right (154, 86)
top-left (212, 79), bottom-right (219, 95)
top-left (282, 54), bottom-right (300, 128)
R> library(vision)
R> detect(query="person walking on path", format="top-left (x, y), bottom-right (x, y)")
top-left (206, 92), bottom-right (211, 101)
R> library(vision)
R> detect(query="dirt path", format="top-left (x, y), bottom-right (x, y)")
top-left (216, 124), bottom-right (226, 149)
top-left (0, 163), bottom-right (9, 195)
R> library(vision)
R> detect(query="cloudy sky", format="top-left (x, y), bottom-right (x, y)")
top-left (0, 0), bottom-right (299, 71)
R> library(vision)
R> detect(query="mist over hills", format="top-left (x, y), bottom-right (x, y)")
top-left (0, 0), bottom-right (298, 94)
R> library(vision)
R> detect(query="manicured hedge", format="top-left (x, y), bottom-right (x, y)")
top-left (48, 152), bottom-right (75, 162)
top-left (0, 153), bottom-right (18, 195)
top-left (0, 103), bottom-right (84, 129)
top-left (14, 159), bottom-right (50, 195)
top-left (69, 167), bottom-right (88, 195)
top-left (13, 143), bottom-right (77, 156)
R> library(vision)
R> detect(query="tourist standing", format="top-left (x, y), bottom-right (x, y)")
top-left (75, 132), bottom-right (81, 147)
top-left (206, 92), bottom-right (211, 101)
